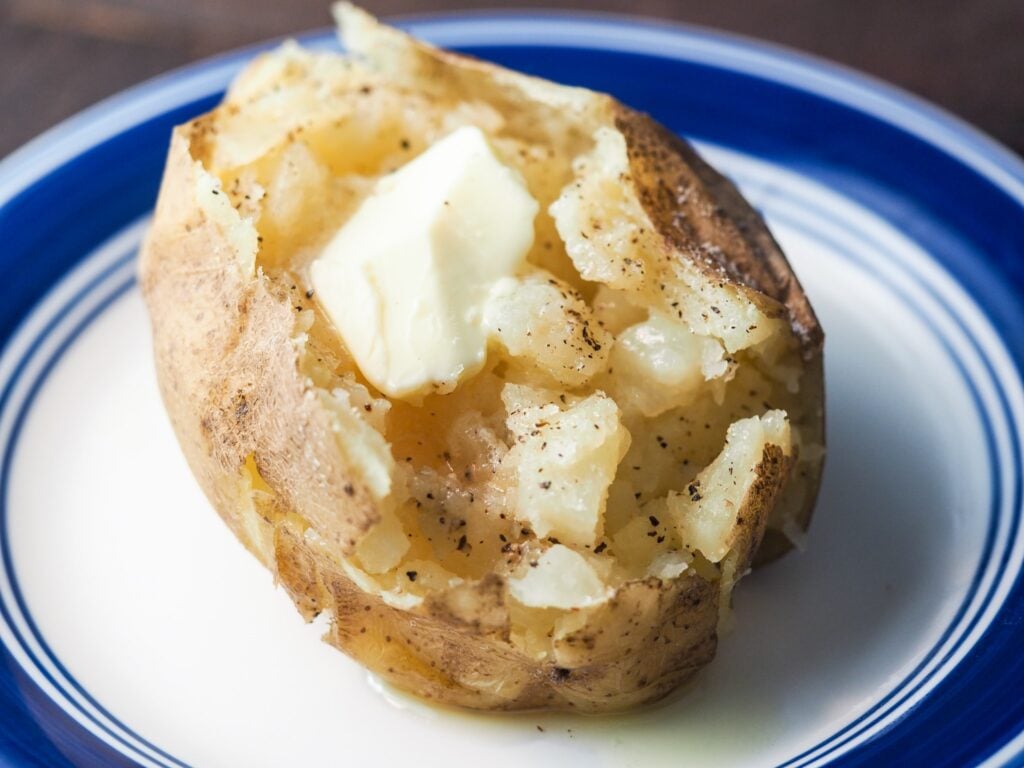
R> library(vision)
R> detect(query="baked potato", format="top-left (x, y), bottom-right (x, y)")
top-left (140, 3), bottom-right (824, 713)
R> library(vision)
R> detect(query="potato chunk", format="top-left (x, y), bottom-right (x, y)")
top-left (604, 313), bottom-right (733, 417)
top-left (319, 386), bottom-right (394, 499)
top-left (485, 270), bottom-right (610, 388)
top-left (669, 411), bottom-right (791, 562)
top-left (549, 128), bottom-right (657, 291)
top-left (550, 127), bottom-right (783, 354)
top-left (502, 385), bottom-right (630, 547)
top-left (591, 284), bottom-right (646, 335)
top-left (354, 506), bottom-right (409, 573)
top-left (508, 545), bottom-right (610, 609)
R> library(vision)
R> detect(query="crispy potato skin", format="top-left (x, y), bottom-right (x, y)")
top-left (613, 107), bottom-right (824, 567)
top-left (140, 8), bottom-right (823, 712)
top-left (614, 109), bottom-right (822, 356)
top-left (275, 516), bottom-right (721, 711)
top-left (140, 135), bottom-right (380, 560)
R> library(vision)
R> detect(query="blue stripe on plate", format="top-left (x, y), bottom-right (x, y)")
top-left (758, 199), bottom-right (1012, 768)
top-left (0, 278), bottom-right (160, 768)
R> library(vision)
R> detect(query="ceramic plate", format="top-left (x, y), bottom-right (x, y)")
top-left (1, 13), bottom-right (1022, 768)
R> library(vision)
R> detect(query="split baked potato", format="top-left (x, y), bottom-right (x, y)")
top-left (140, 4), bottom-right (824, 712)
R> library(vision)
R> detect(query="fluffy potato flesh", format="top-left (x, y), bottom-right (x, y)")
top-left (140, 3), bottom-right (824, 712)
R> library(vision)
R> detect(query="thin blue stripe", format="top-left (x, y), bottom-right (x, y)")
top-left (0, 247), bottom-right (184, 768)
top-left (0, 278), bottom-right (169, 768)
top-left (731, 179), bottom-right (1013, 766)
top-left (757, 202), bottom-right (1013, 767)
top-left (751, 177), bottom-right (1022, 768)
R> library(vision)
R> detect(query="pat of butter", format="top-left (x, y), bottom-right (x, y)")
top-left (310, 125), bottom-right (538, 400)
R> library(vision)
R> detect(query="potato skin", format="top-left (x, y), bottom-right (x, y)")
top-left (613, 108), bottom-right (824, 567)
top-left (275, 516), bottom-right (721, 711)
top-left (140, 9), bottom-right (822, 713)
top-left (140, 133), bottom-right (381, 562)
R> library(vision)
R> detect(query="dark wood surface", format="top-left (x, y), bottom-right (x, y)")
top-left (1, 0), bottom-right (1022, 159)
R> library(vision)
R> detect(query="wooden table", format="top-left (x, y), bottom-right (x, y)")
top-left (1, 0), bottom-right (1022, 159)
